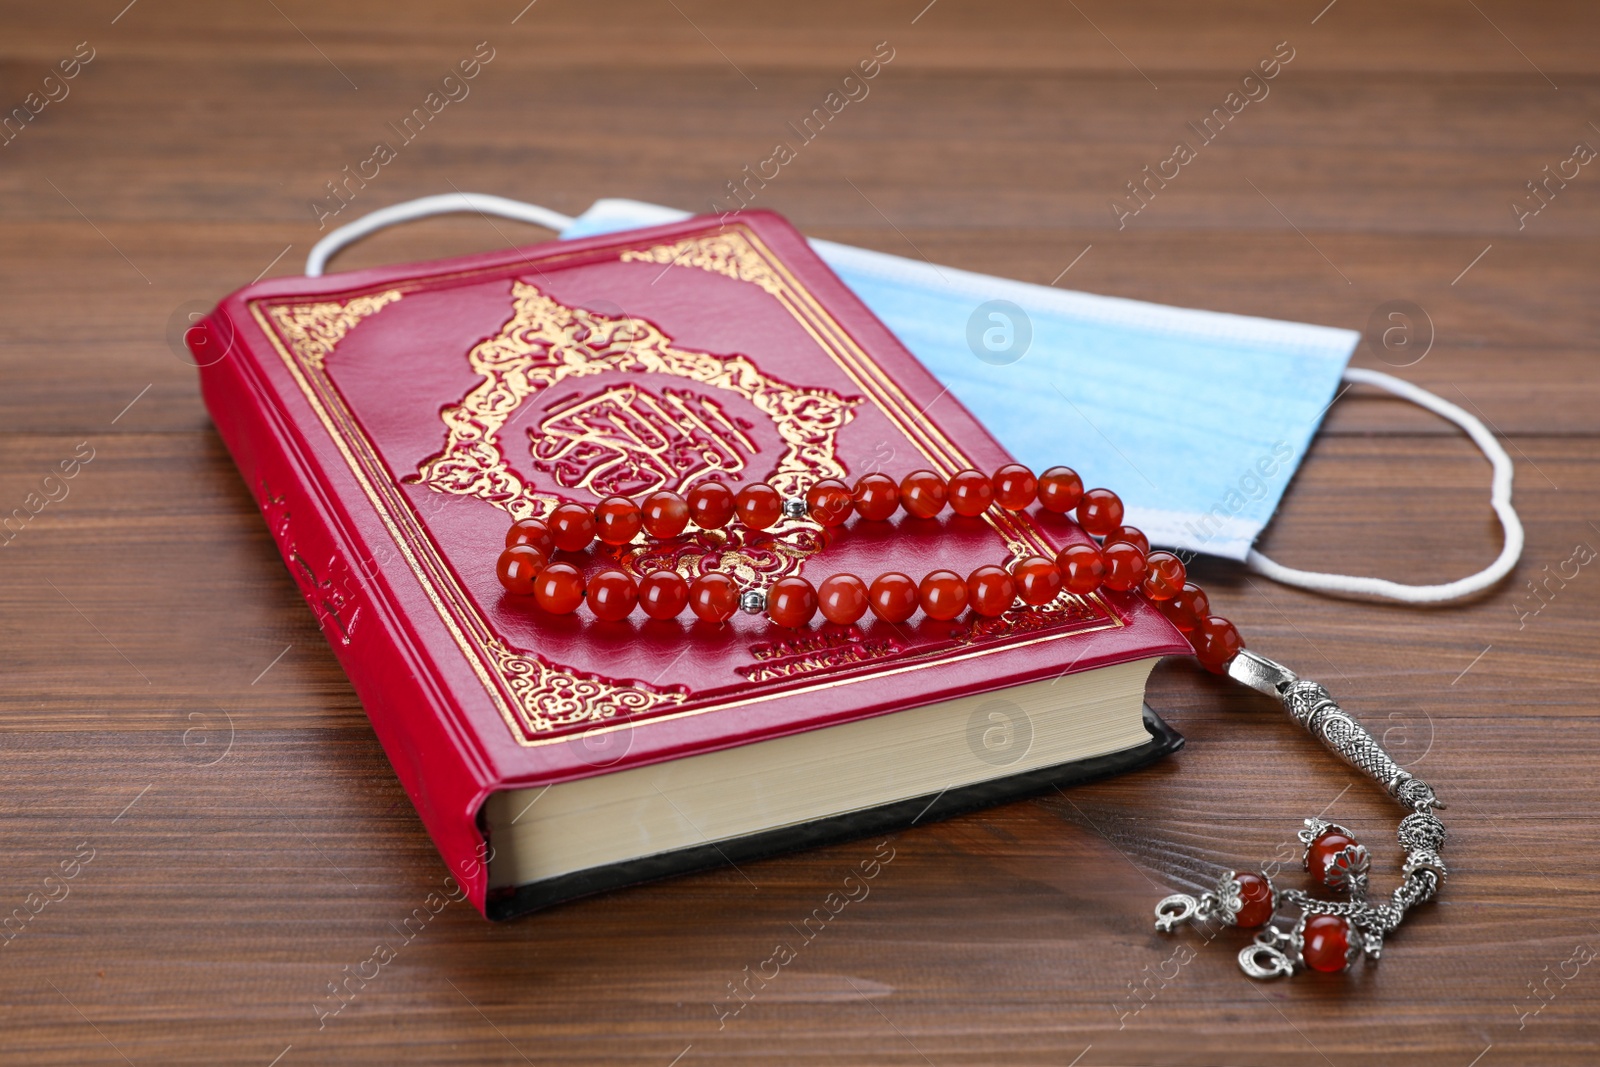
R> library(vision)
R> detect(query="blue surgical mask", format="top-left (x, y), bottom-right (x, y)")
top-left (307, 193), bottom-right (1522, 604)
top-left (563, 198), bottom-right (1352, 561)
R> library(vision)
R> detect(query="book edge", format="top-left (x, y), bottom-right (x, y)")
top-left (484, 704), bottom-right (1182, 920)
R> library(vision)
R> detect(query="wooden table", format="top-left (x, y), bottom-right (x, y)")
top-left (4, 1), bottom-right (1597, 1063)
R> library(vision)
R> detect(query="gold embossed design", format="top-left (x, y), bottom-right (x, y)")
top-left (412, 281), bottom-right (860, 521)
top-left (532, 383), bottom-right (758, 498)
top-left (250, 221), bottom-right (1125, 748)
top-left (485, 638), bottom-right (682, 732)
top-left (739, 638), bottom-right (903, 683)
top-left (266, 290), bottom-right (402, 369)
top-left (953, 595), bottom-right (1104, 645)
top-left (616, 525), bottom-right (827, 585)
top-left (740, 627), bottom-right (907, 682)
top-left (619, 231), bottom-right (784, 296)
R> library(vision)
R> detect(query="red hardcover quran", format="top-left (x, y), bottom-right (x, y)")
top-left (194, 211), bottom-right (1191, 919)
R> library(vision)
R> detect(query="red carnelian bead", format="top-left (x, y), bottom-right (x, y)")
top-left (1013, 556), bottom-right (1064, 605)
top-left (817, 573), bottom-right (869, 625)
top-left (967, 565), bottom-right (1018, 617)
top-left (1231, 872), bottom-right (1276, 929)
top-left (919, 570), bottom-right (969, 620)
top-left (1300, 915), bottom-right (1352, 973)
top-left (688, 572), bottom-right (739, 622)
top-left (992, 464), bottom-right (1038, 511)
top-left (1037, 466), bottom-right (1084, 513)
top-left (1306, 829), bottom-right (1361, 887)
top-left (735, 483), bottom-right (783, 530)
top-left (506, 517), bottom-right (555, 554)
top-left (1160, 582), bottom-right (1210, 632)
top-left (768, 576), bottom-right (819, 628)
top-left (1056, 543), bottom-right (1106, 594)
top-left (868, 572), bottom-right (919, 623)
top-left (899, 470), bottom-right (948, 519)
top-left (496, 545), bottom-right (547, 595)
top-left (594, 496), bottom-right (643, 546)
top-left (1105, 525), bottom-right (1149, 554)
top-left (805, 479), bottom-right (855, 527)
top-left (1142, 551), bottom-right (1186, 600)
top-left (1076, 488), bottom-right (1124, 537)
top-left (1192, 615), bottom-right (1244, 673)
top-left (587, 568), bottom-right (639, 621)
top-left (533, 562), bottom-right (585, 614)
top-left (687, 481), bottom-right (736, 529)
top-left (853, 473), bottom-right (900, 521)
top-left (1102, 540), bottom-right (1149, 592)
top-left (637, 570), bottom-right (690, 620)
top-left (947, 469), bottom-right (994, 517)
top-left (548, 503), bottom-right (597, 552)
top-left (640, 491), bottom-right (690, 539)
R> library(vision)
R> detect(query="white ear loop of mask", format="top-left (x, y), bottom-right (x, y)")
top-left (304, 194), bottom-right (1525, 605)
top-left (1246, 366), bottom-right (1523, 604)
top-left (304, 193), bottom-right (575, 277)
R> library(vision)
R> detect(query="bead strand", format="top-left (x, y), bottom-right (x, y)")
top-left (495, 465), bottom-right (1245, 672)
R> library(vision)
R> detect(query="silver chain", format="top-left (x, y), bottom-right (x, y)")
top-left (1154, 649), bottom-right (1447, 980)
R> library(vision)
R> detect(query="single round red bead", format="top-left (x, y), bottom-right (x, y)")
top-left (805, 479), bottom-right (855, 527)
top-left (1300, 915), bottom-right (1352, 973)
top-left (587, 568), bottom-right (639, 621)
top-left (687, 481), bottom-right (736, 530)
top-left (1105, 525), bottom-right (1149, 554)
top-left (1056, 543), bottom-right (1106, 595)
top-left (594, 496), bottom-right (643, 546)
top-left (1231, 871), bottom-right (1276, 929)
top-left (640, 491), bottom-right (690, 539)
top-left (1076, 488), bottom-right (1124, 537)
top-left (899, 469), bottom-right (948, 519)
top-left (496, 545), bottom-right (547, 595)
top-left (506, 517), bottom-right (555, 554)
top-left (548, 503), bottom-right (597, 552)
top-left (1193, 615), bottom-right (1244, 673)
top-left (1160, 582), bottom-right (1210, 632)
top-left (1142, 551), bottom-right (1186, 600)
top-left (1013, 556), bottom-right (1064, 606)
top-left (1306, 829), bottom-right (1361, 887)
top-left (533, 562), bottom-right (586, 614)
top-left (768, 576), bottom-right (819, 628)
top-left (919, 570), bottom-right (969, 620)
top-left (1102, 540), bottom-right (1149, 592)
top-left (853, 473), bottom-right (900, 521)
top-left (1037, 466), bottom-right (1084, 513)
top-left (868, 572), bottom-right (919, 623)
top-left (947, 469), bottom-right (994, 517)
top-left (688, 572), bottom-right (739, 622)
top-left (735, 483), bottom-right (783, 530)
top-left (817, 573), bottom-right (869, 625)
top-left (637, 569), bottom-right (690, 620)
top-left (991, 464), bottom-right (1038, 511)
top-left (967, 565), bottom-right (1017, 617)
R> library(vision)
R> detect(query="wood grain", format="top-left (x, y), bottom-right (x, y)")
top-left (3, 1), bottom-right (1598, 1063)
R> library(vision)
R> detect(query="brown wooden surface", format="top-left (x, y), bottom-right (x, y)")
top-left (3, 1), bottom-right (1599, 1063)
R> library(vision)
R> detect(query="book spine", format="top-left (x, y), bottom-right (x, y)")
top-left (195, 310), bottom-right (493, 913)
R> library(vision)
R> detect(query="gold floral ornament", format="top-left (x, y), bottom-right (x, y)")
top-left (411, 280), bottom-right (861, 521)
top-left (399, 279), bottom-right (860, 735)
top-left (617, 524), bottom-right (830, 586)
top-left (485, 638), bottom-right (671, 733)
top-left (619, 231), bottom-right (785, 297)
top-left (266, 290), bottom-right (402, 369)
